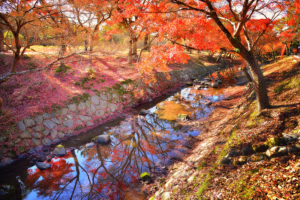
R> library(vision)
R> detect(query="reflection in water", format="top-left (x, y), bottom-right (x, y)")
top-left (1, 86), bottom-right (227, 200)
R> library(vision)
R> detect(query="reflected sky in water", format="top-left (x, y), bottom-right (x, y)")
top-left (0, 86), bottom-right (228, 200)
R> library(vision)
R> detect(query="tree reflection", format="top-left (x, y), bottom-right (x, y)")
top-left (22, 87), bottom-right (221, 199)
top-left (24, 152), bottom-right (74, 197)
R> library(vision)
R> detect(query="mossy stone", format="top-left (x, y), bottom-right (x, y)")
top-left (233, 156), bottom-right (247, 165)
top-left (19, 146), bottom-right (26, 153)
top-left (7, 150), bottom-right (17, 159)
top-left (140, 172), bottom-right (151, 181)
top-left (252, 142), bottom-right (268, 153)
top-left (265, 137), bottom-right (282, 147)
top-left (177, 114), bottom-right (190, 120)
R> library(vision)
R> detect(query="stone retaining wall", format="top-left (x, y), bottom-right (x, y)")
top-left (0, 64), bottom-right (219, 158)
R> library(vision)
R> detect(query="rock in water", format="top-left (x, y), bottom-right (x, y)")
top-left (86, 142), bottom-right (95, 148)
top-left (139, 172), bottom-right (151, 182)
top-left (0, 158), bottom-right (15, 169)
top-left (211, 82), bottom-right (218, 88)
top-left (139, 109), bottom-right (150, 116)
top-left (177, 114), bottom-right (190, 121)
top-left (93, 135), bottom-right (111, 145)
top-left (36, 162), bottom-right (51, 170)
top-left (53, 144), bottom-right (66, 157)
top-left (205, 101), bottom-right (212, 106)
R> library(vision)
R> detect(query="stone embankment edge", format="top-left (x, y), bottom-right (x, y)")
top-left (0, 64), bottom-right (219, 159)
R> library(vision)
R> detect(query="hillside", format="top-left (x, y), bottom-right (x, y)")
top-left (146, 56), bottom-right (300, 200)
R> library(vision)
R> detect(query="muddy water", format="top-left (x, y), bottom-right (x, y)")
top-left (0, 84), bottom-right (233, 200)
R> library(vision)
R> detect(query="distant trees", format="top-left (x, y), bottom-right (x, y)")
top-left (0, 0), bottom-right (67, 83)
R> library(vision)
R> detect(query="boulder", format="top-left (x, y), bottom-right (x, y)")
top-left (93, 135), bottom-right (111, 145)
top-left (265, 137), bottom-right (282, 147)
top-left (177, 114), bottom-right (190, 121)
top-left (43, 120), bottom-right (56, 129)
top-left (60, 108), bottom-right (69, 115)
top-left (68, 104), bottom-right (77, 112)
top-left (108, 103), bottom-right (117, 112)
top-left (226, 148), bottom-right (241, 158)
top-left (96, 110), bottom-right (105, 116)
top-left (0, 158), bottom-right (15, 169)
top-left (7, 151), bottom-right (17, 159)
top-left (288, 144), bottom-right (300, 153)
top-left (91, 96), bottom-right (100, 105)
top-left (20, 131), bottom-right (31, 139)
top-left (53, 144), bottom-right (66, 157)
top-left (32, 132), bottom-right (42, 138)
top-left (139, 109), bottom-right (150, 116)
top-left (252, 142), bottom-right (268, 153)
top-left (51, 118), bottom-right (62, 125)
top-left (99, 100), bottom-right (108, 109)
top-left (27, 148), bottom-right (35, 155)
top-left (86, 122), bottom-right (94, 126)
top-left (17, 121), bottom-right (26, 131)
top-left (249, 153), bottom-right (267, 162)
top-left (139, 172), bottom-right (151, 182)
top-left (211, 82), bottom-right (218, 88)
top-left (86, 142), bottom-right (95, 148)
top-left (43, 129), bottom-right (50, 136)
top-left (242, 146), bottom-right (254, 156)
top-left (205, 101), bottom-right (212, 106)
top-left (58, 132), bottom-right (65, 139)
top-left (220, 157), bottom-right (231, 165)
top-left (266, 146), bottom-right (288, 158)
top-left (186, 82), bottom-right (193, 86)
top-left (35, 115), bottom-right (43, 124)
top-left (33, 125), bottom-right (45, 132)
top-left (79, 115), bottom-right (91, 122)
top-left (63, 120), bottom-right (74, 128)
top-left (283, 133), bottom-right (299, 143)
top-left (51, 129), bottom-right (58, 139)
top-left (42, 138), bottom-right (52, 147)
top-left (24, 118), bottom-right (35, 127)
top-left (78, 102), bottom-right (86, 110)
top-left (32, 138), bottom-right (41, 146)
top-left (36, 162), bottom-right (51, 170)
top-left (233, 156), bottom-right (247, 165)
top-left (52, 138), bottom-right (61, 144)
top-left (42, 113), bottom-right (52, 119)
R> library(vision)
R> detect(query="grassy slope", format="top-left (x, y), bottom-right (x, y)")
top-left (158, 56), bottom-right (300, 199)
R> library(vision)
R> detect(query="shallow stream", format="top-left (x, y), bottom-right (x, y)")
top-left (0, 83), bottom-right (233, 200)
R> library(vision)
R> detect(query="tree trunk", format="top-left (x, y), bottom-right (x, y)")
top-left (285, 43), bottom-right (290, 56)
top-left (128, 39), bottom-right (133, 64)
top-left (132, 37), bottom-right (137, 56)
top-left (144, 34), bottom-right (149, 51)
top-left (243, 52), bottom-right (269, 111)
top-left (0, 29), bottom-right (4, 52)
top-left (216, 51), bottom-right (223, 62)
top-left (242, 67), bottom-right (253, 82)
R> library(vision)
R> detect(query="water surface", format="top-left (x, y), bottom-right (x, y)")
top-left (0, 85), bottom-right (232, 200)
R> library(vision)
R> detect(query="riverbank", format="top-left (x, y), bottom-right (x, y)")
top-left (146, 56), bottom-right (300, 199)
top-left (0, 52), bottom-right (220, 161)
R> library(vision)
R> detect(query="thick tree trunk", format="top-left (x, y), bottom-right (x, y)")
top-left (243, 52), bottom-right (270, 111)
top-left (128, 39), bottom-right (133, 64)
